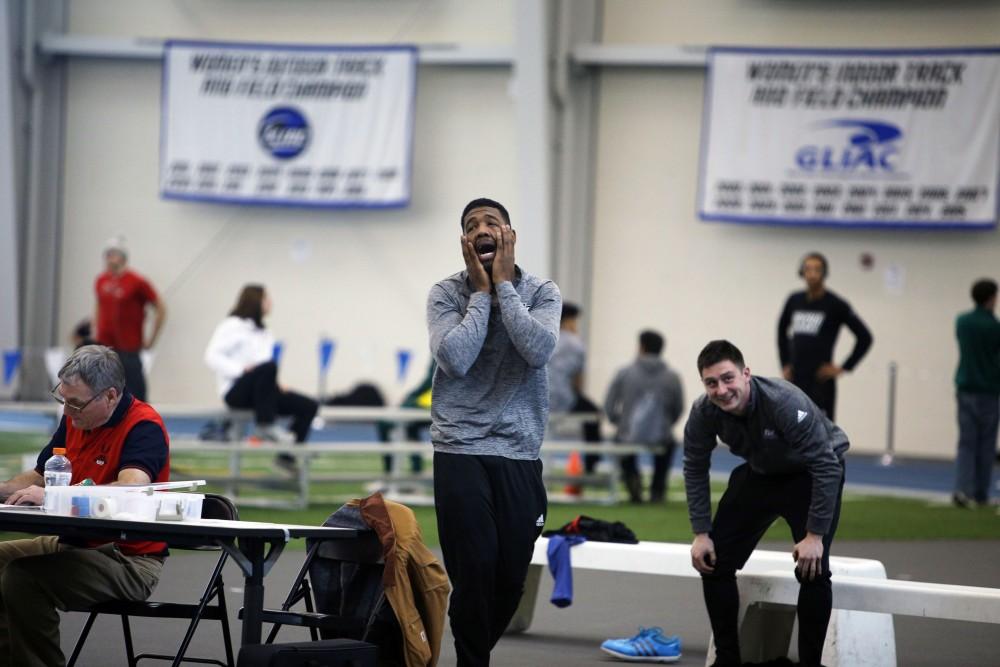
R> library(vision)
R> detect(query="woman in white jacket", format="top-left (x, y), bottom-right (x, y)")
top-left (204, 285), bottom-right (318, 464)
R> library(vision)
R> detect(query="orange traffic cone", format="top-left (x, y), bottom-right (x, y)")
top-left (563, 450), bottom-right (583, 497)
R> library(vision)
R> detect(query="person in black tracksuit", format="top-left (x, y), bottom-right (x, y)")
top-left (777, 252), bottom-right (872, 421)
top-left (684, 340), bottom-right (849, 667)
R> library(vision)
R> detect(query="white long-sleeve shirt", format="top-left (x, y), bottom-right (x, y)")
top-left (203, 316), bottom-right (274, 397)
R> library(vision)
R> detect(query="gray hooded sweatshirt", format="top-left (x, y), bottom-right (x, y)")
top-left (604, 355), bottom-right (685, 445)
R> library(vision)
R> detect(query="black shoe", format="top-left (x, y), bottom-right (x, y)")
top-left (952, 492), bottom-right (974, 509)
top-left (274, 453), bottom-right (299, 476)
top-left (198, 418), bottom-right (233, 441)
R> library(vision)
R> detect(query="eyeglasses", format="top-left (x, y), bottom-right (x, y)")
top-left (50, 383), bottom-right (109, 413)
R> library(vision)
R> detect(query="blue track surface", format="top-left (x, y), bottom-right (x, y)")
top-left (707, 448), bottom-right (961, 498)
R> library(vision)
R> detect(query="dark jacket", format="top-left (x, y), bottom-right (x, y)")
top-left (955, 306), bottom-right (1000, 395)
top-left (683, 376), bottom-right (849, 536)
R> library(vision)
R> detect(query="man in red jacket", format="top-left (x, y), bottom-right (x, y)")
top-left (0, 345), bottom-right (170, 667)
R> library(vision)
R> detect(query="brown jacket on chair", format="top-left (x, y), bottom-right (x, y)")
top-left (353, 493), bottom-right (450, 667)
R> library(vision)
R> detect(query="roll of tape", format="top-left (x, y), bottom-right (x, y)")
top-left (92, 497), bottom-right (118, 519)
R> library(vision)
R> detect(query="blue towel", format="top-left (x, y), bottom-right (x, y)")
top-left (546, 534), bottom-right (586, 607)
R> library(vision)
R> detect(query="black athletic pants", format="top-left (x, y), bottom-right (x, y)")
top-left (378, 421), bottom-right (428, 474)
top-left (434, 451), bottom-right (547, 667)
top-left (795, 376), bottom-right (837, 422)
top-left (571, 393), bottom-right (602, 474)
top-left (620, 440), bottom-right (676, 502)
top-left (223, 361), bottom-right (318, 442)
top-left (701, 463), bottom-right (844, 667)
top-left (115, 350), bottom-right (146, 402)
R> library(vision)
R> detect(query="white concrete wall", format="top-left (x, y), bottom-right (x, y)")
top-left (57, 1), bottom-right (517, 406)
top-left (588, 0), bottom-right (1000, 457)
top-left (52, 0), bottom-right (1000, 458)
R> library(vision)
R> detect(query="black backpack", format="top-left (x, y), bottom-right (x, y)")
top-left (324, 383), bottom-right (386, 407)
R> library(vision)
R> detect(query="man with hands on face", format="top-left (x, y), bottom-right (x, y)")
top-left (683, 340), bottom-right (848, 667)
top-left (428, 197), bottom-right (561, 666)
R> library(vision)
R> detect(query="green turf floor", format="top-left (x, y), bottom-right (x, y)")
top-left (2, 431), bottom-right (997, 548)
top-left (234, 489), bottom-right (1000, 549)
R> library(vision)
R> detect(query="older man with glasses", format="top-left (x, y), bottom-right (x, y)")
top-left (0, 344), bottom-right (170, 667)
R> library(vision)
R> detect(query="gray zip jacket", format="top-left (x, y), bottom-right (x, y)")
top-left (683, 376), bottom-right (849, 535)
top-left (427, 267), bottom-right (561, 460)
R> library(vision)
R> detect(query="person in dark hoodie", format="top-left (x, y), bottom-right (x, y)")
top-left (604, 330), bottom-right (684, 503)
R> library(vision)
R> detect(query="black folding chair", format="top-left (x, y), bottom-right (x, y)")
top-left (242, 505), bottom-right (403, 663)
top-left (67, 493), bottom-right (238, 667)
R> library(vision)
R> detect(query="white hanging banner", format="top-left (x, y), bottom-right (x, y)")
top-left (161, 41), bottom-right (417, 208)
top-left (698, 47), bottom-right (1000, 228)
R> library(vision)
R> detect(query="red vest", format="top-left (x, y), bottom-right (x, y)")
top-left (64, 398), bottom-right (171, 556)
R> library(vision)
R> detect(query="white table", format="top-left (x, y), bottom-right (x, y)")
top-left (0, 508), bottom-right (358, 646)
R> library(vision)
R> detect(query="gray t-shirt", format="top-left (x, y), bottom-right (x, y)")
top-left (548, 330), bottom-right (585, 413)
top-left (427, 267), bottom-right (562, 460)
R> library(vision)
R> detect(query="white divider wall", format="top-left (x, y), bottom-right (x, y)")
top-left (63, 1), bottom-right (514, 45)
top-left (45, 0), bottom-right (1000, 459)
top-left (57, 1), bottom-right (518, 406)
top-left (589, 0), bottom-right (1000, 458)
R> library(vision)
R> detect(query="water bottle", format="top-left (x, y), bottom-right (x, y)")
top-left (44, 448), bottom-right (73, 488)
top-left (43, 448), bottom-right (73, 513)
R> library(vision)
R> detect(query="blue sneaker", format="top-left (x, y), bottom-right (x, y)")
top-left (600, 627), bottom-right (681, 662)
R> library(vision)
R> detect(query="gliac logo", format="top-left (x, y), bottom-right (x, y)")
top-left (258, 107), bottom-right (310, 160)
top-left (794, 120), bottom-right (902, 174)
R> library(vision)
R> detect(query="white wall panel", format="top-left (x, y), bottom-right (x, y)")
top-left (59, 52), bottom-right (517, 406)
top-left (591, 1), bottom-right (1000, 458)
top-left (603, 0), bottom-right (1000, 47)
top-left (54, 0), bottom-right (1000, 459)
top-left (68, 0), bottom-right (512, 45)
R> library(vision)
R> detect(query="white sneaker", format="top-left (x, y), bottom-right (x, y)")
top-left (253, 424), bottom-right (295, 444)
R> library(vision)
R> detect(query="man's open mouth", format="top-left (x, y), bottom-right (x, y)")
top-left (475, 238), bottom-right (496, 262)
